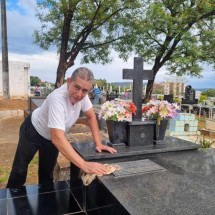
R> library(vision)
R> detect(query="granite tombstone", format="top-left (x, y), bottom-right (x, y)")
top-left (182, 85), bottom-right (198, 104)
top-left (164, 94), bottom-right (174, 103)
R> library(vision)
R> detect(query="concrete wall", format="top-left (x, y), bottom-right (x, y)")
top-left (0, 61), bottom-right (30, 99)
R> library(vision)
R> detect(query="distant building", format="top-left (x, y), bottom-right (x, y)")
top-left (162, 81), bottom-right (185, 97)
top-left (152, 83), bottom-right (164, 94)
top-left (0, 61), bottom-right (30, 99)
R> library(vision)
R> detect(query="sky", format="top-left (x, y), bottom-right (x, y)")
top-left (1, 0), bottom-right (215, 88)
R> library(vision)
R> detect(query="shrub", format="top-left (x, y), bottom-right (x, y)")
top-left (200, 136), bottom-right (214, 149)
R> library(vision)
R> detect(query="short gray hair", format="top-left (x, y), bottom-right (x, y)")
top-left (71, 67), bottom-right (94, 82)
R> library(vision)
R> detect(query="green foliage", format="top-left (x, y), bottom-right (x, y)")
top-left (29, 155), bottom-right (39, 165)
top-left (173, 97), bottom-right (181, 103)
top-left (115, 0), bottom-right (215, 99)
top-left (200, 136), bottom-right (214, 149)
top-left (34, 0), bottom-right (215, 91)
top-left (112, 85), bottom-right (119, 92)
top-left (201, 89), bottom-right (215, 97)
top-left (158, 95), bottom-right (164, 100)
top-left (197, 117), bottom-right (205, 123)
top-left (93, 79), bottom-right (107, 88)
top-left (34, 0), bottom-right (142, 65)
top-left (30, 76), bottom-right (41, 86)
top-left (199, 94), bottom-right (208, 103)
top-left (0, 167), bottom-right (9, 184)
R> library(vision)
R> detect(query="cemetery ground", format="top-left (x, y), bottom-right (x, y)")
top-left (0, 99), bottom-right (215, 189)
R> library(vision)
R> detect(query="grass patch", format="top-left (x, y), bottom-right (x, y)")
top-left (29, 154), bottom-right (39, 165)
top-left (200, 136), bottom-right (215, 149)
top-left (197, 117), bottom-right (206, 122)
top-left (0, 167), bottom-right (9, 184)
top-left (0, 154), bottom-right (39, 187)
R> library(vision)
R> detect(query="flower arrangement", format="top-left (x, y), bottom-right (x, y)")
top-left (98, 99), bottom-right (137, 122)
top-left (142, 100), bottom-right (180, 124)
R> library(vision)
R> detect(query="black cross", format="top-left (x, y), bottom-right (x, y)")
top-left (123, 57), bottom-right (153, 121)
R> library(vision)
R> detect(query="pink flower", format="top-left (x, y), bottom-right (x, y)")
top-left (142, 100), bottom-right (179, 121)
top-left (99, 99), bottom-right (137, 122)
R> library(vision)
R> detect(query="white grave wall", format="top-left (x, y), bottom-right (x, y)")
top-left (0, 61), bottom-right (30, 99)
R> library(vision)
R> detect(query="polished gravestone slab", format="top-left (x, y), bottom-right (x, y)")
top-left (99, 148), bottom-right (215, 215)
top-left (30, 98), bottom-right (45, 111)
top-left (0, 180), bottom-right (128, 215)
top-left (71, 136), bottom-right (199, 161)
top-left (31, 98), bottom-right (45, 107)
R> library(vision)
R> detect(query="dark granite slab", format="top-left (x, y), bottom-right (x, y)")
top-left (0, 179), bottom-right (128, 215)
top-left (72, 136), bottom-right (199, 161)
top-left (31, 98), bottom-right (45, 108)
top-left (99, 149), bottom-right (215, 215)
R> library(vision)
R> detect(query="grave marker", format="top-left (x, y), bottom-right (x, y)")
top-left (182, 85), bottom-right (198, 104)
top-left (120, 58), bottom-right (154, 146)
top-left (123, 57), bottom-right (153, 120)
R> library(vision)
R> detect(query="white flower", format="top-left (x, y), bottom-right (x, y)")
top-left (99, 99), bottom-right (137, 122)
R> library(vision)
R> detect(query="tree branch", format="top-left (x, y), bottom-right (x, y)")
top-left (82, 36), bottom-right (124, 49)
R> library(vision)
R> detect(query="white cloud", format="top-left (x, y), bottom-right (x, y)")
top-left (8, 51), bottom-right (59, 82)
top-left (17, 0), bottom-right (37, 13)
top-left (6, 0), bottom-right (41, 54)
top-left (70, 52), bottom-right (167, 84)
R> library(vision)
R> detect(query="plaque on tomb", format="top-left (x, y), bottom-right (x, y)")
top-left (128, 121), bottom-right (155, 146)
top-left (181, 85), bottom-right (198, 104)
top-left (112, 159), bottom-right (165, 177)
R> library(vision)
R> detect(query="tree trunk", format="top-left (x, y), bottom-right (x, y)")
top-left (55, 64), bottom-right (65, 88)
top-left (144, 79), bottom-right (154, 103)
top-left (54, 12), bottom-right (73, 88)
top-left (55, 60), bottom-right (70, 88)
top-left (1, 0), bottom-right (10, 99)
top-left (143, 65), bottom-right (159, 103)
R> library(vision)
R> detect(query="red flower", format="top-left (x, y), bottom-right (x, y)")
top-left (142, 105), bottom-right (152, 113)
top-left (129, 102), bottom-right (137, 114)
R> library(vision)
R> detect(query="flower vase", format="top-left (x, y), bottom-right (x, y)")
top-left (153, 119), bottom-right (168, 144)
top-left (106, 120), bottom-right (128, 145)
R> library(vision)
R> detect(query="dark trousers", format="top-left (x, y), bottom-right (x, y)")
top-left (6, 114), bottom-right (59, 188)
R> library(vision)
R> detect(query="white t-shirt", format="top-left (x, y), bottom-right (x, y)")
top-left (32, 83), bottom-right (92, 140)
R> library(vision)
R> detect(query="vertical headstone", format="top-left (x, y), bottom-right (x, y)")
top-left (182, 85), bottom-right (198, 104)
top-left (123, 57), bottom-right (153, 121)
top-left (164, 94), bottom-right (174, 103)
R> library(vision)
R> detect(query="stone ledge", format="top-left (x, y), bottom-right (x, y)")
top-left (166, 130), bottom-right (201, 136)
top-left (200, 129), bottom-right (215, 136)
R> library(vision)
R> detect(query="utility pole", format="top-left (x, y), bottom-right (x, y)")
top-left (1, 0), bottom-right (10, 99)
